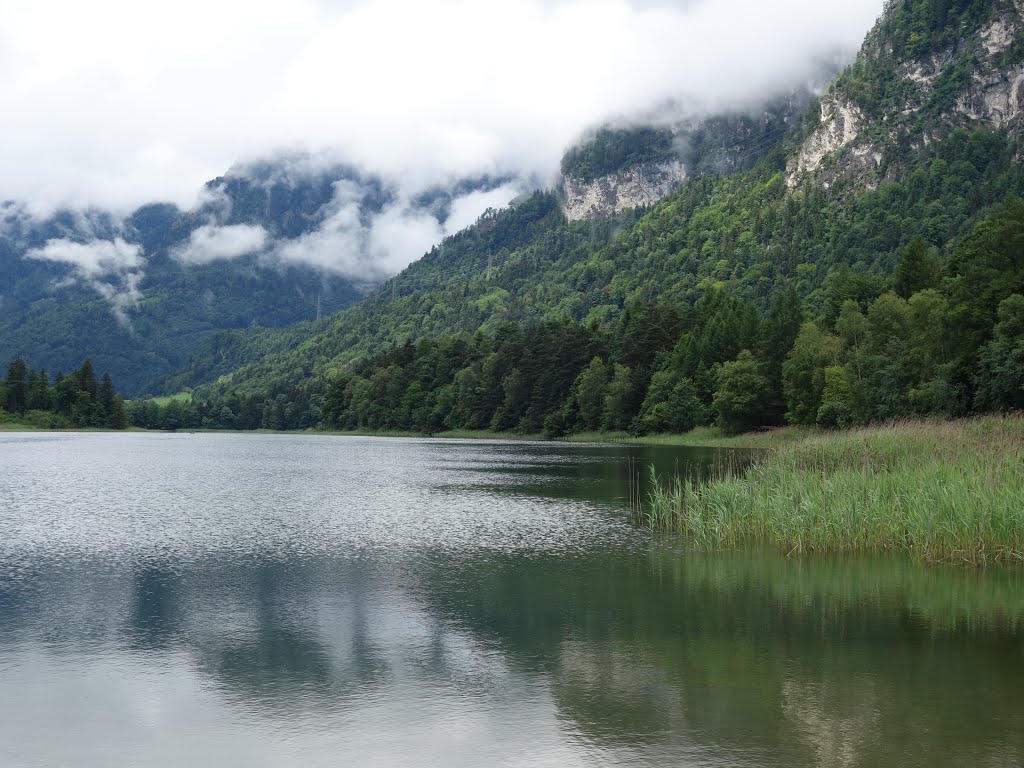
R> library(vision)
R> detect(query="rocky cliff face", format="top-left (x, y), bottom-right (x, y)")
top-left (787, 0), bottom-right (1024, 191)
top-left (786, 96), bottom-right (874, 189)
top-left (561, 95), bottom-right (812, 221)
top-left (958, 14), bottom-right (1024, 125)
top-left (561, 160), bottom-right (687, 221)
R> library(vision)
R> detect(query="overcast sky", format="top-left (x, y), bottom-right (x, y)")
top-left (0, 0), bottom-right (886, 216)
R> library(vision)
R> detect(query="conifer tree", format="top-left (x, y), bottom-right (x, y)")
top-left (98, 372), bottom-right (116, 418)
top-left (77, 358), bottom-right (99, 401)
top-left (5, 358), bottom-right (28, 414)
top-left (893, 237), bottom-right (940, 299)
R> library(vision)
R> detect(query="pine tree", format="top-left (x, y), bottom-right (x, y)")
top-left (98, 372), bottom-right (116, 419)
top-left (893, 237), bottom-right (939, 299)
top-left (28, 370), bottom-right (50, 411)
top-left (77, 358), bottom-right (99, 401)
top-left (5, 358), bottom-right (28, 414)
top-left (756, 284), bottom-right (804, 425)
top-left (107, 395), bottom-right (130, 430)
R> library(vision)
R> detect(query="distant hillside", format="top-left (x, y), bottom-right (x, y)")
top-left (174, 0), bottom-right (1024, 436)
top-left (560, 92), bottom-right (815, 220)
top-left (0, 159), bottom-right (510, 395)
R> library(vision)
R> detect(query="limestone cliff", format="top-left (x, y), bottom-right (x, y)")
top-left (561, 96), bottom-right (811, 221)
top-left (787, 0), bottom-right (1024, 191)
top-left (561, 160), bottom-right (687, 221)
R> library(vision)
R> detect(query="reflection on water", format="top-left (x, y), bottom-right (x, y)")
top-left (1, 433), bottom-right (1022, 767)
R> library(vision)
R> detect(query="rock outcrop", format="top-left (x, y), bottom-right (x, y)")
top-left (561, 160), bottom-right (687, 221)
top-left (787, 1), bottom-right (1024, 191)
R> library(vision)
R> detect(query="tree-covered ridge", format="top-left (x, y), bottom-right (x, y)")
top-left (191, 120), bottom-right (1022, 405)
top-left (0, 357), bottom-right (129, 429)
top-left (561, 127), bottom-right (676, 182)
top-left (133, 193), bottom-right (1024, 436)
top-left (826, 0), bottom-right (1023, 162)
top-left (0, 159), bottom-right (513, 397)
top-left (1, 249), bottom-right (363, 398)
top-left (0, 183), bottom-right (364, 397)
top-left (315, 195), bottom-right (1024, 436)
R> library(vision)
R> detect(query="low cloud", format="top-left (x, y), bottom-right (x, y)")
top-left (444, 185), bottom-right (523, 234)
top-left (0, 0), bottom-right (886, 214)
top-left (25, 237), bottom-right (145, 326)
top-left (271, 180), bottom-right (522, 281)
top-left (26, 237), bottom-right (143, 277)
top-left (274, 180), bottom-right (367, 275)
top-left (170, 224), bottom-right (270, 265)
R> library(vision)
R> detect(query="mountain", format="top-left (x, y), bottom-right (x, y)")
top-left (787, 0), bottom-right (1024, 190)
top-left (0, 159), bottom-right (511, 394)
top-left (163, 91), bottom-right (832, 396)
top-left (156, 0), bottom-right (1024, 436)
top-left (560, 92), bottom-right (815, 220)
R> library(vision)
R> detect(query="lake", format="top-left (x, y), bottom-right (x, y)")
top-left (1, 432), bottom-right (1022, 767)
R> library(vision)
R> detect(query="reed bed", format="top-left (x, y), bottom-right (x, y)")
top-left (633, 416), bottom-right (1024, 565)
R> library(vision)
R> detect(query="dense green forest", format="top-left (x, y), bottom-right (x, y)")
top-left (130, 191), bottom-right (1024, 435)
top-left (0, 162), bottom-right (513, 396)
top-left (0, 184), bottom-right (365, 397)
top-left (170, 119), bottom-right (1022, 426)
top-left (0, 357), bottom-right (129, 429)
top-left (83, 0), bottom-right (1024, 434)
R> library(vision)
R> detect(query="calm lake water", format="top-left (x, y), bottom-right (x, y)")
top-left (1, 432), bottom-right (1023, 767)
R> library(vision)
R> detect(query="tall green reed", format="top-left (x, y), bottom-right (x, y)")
top-left (636, 416), bottom-right (1024, 565)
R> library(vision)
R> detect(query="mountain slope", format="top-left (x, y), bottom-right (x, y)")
top-left (0, 160), bottom-right (510, 394)
top-left (188, 2), bottom-right (1024, 410)
top-left (788, 0), bottom-right (1024, 188)
top-left (561, 92), bottom-right (814, 220)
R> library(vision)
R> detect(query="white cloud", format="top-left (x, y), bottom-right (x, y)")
top-left (444, 185), bottom-right (522, 235)
top-left (0, 0), bottom-right (886, 214)
top-left (266, 179), bottom-right (524, 279)
top-left (170, 224), bottom-right (270, 265)
top-left (367, 207), bottom-right (447, 278)
top-left (26, 237), bottom-right (143, 277)
top-left (275, 180), bottom-right (367, 274)
top-left (25, 237), bottom-right (145, 325)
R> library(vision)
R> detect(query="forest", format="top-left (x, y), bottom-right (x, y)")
top-left (0, 357), bottom-right (129, 429)
top-left (34, 0), bottom-right (1024, 437)
top-left (318, 195), bottom-right (1024, 437)
top-left (126, 191), bottom-right (1024, 436)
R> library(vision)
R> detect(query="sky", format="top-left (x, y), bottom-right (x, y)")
top-left (0, 0), bottom-right (887, 216)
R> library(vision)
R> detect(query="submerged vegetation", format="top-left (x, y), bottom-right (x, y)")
top-left (635, 416), bottom-right (1024, 565)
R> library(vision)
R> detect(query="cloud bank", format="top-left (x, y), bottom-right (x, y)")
top-left (0, 0), bottom-right (886, 214)
top-left (25, 237), bottom-right (145, 325)
top-left (26, 237), bottom-right (142, 277)
top-left (273, 179), bottom-right (522, 282)
top-left (171, 224), bottom-right (270, 265)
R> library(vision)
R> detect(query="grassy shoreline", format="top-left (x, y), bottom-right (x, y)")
top-left (7, 415), bottom-right (1022, 565)
top-left (636, 415), bottom-right (1024, 565)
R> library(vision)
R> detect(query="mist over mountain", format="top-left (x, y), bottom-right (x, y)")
top-left (0, 0), bottom-right (883, 215)
top-left (153, 0), bottom-right (1024, 438)
top-left (0, 0), bottom-right (884, 394)
top-left (0, 160), bottom-right (519, 394)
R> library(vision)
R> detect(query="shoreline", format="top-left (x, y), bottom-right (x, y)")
top-left (6, 415), bottom-right (1022, 565)
top-left (0, 421), bottom-right (794, 447)
top-left (636, 415), bottom-right (1024, 566)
